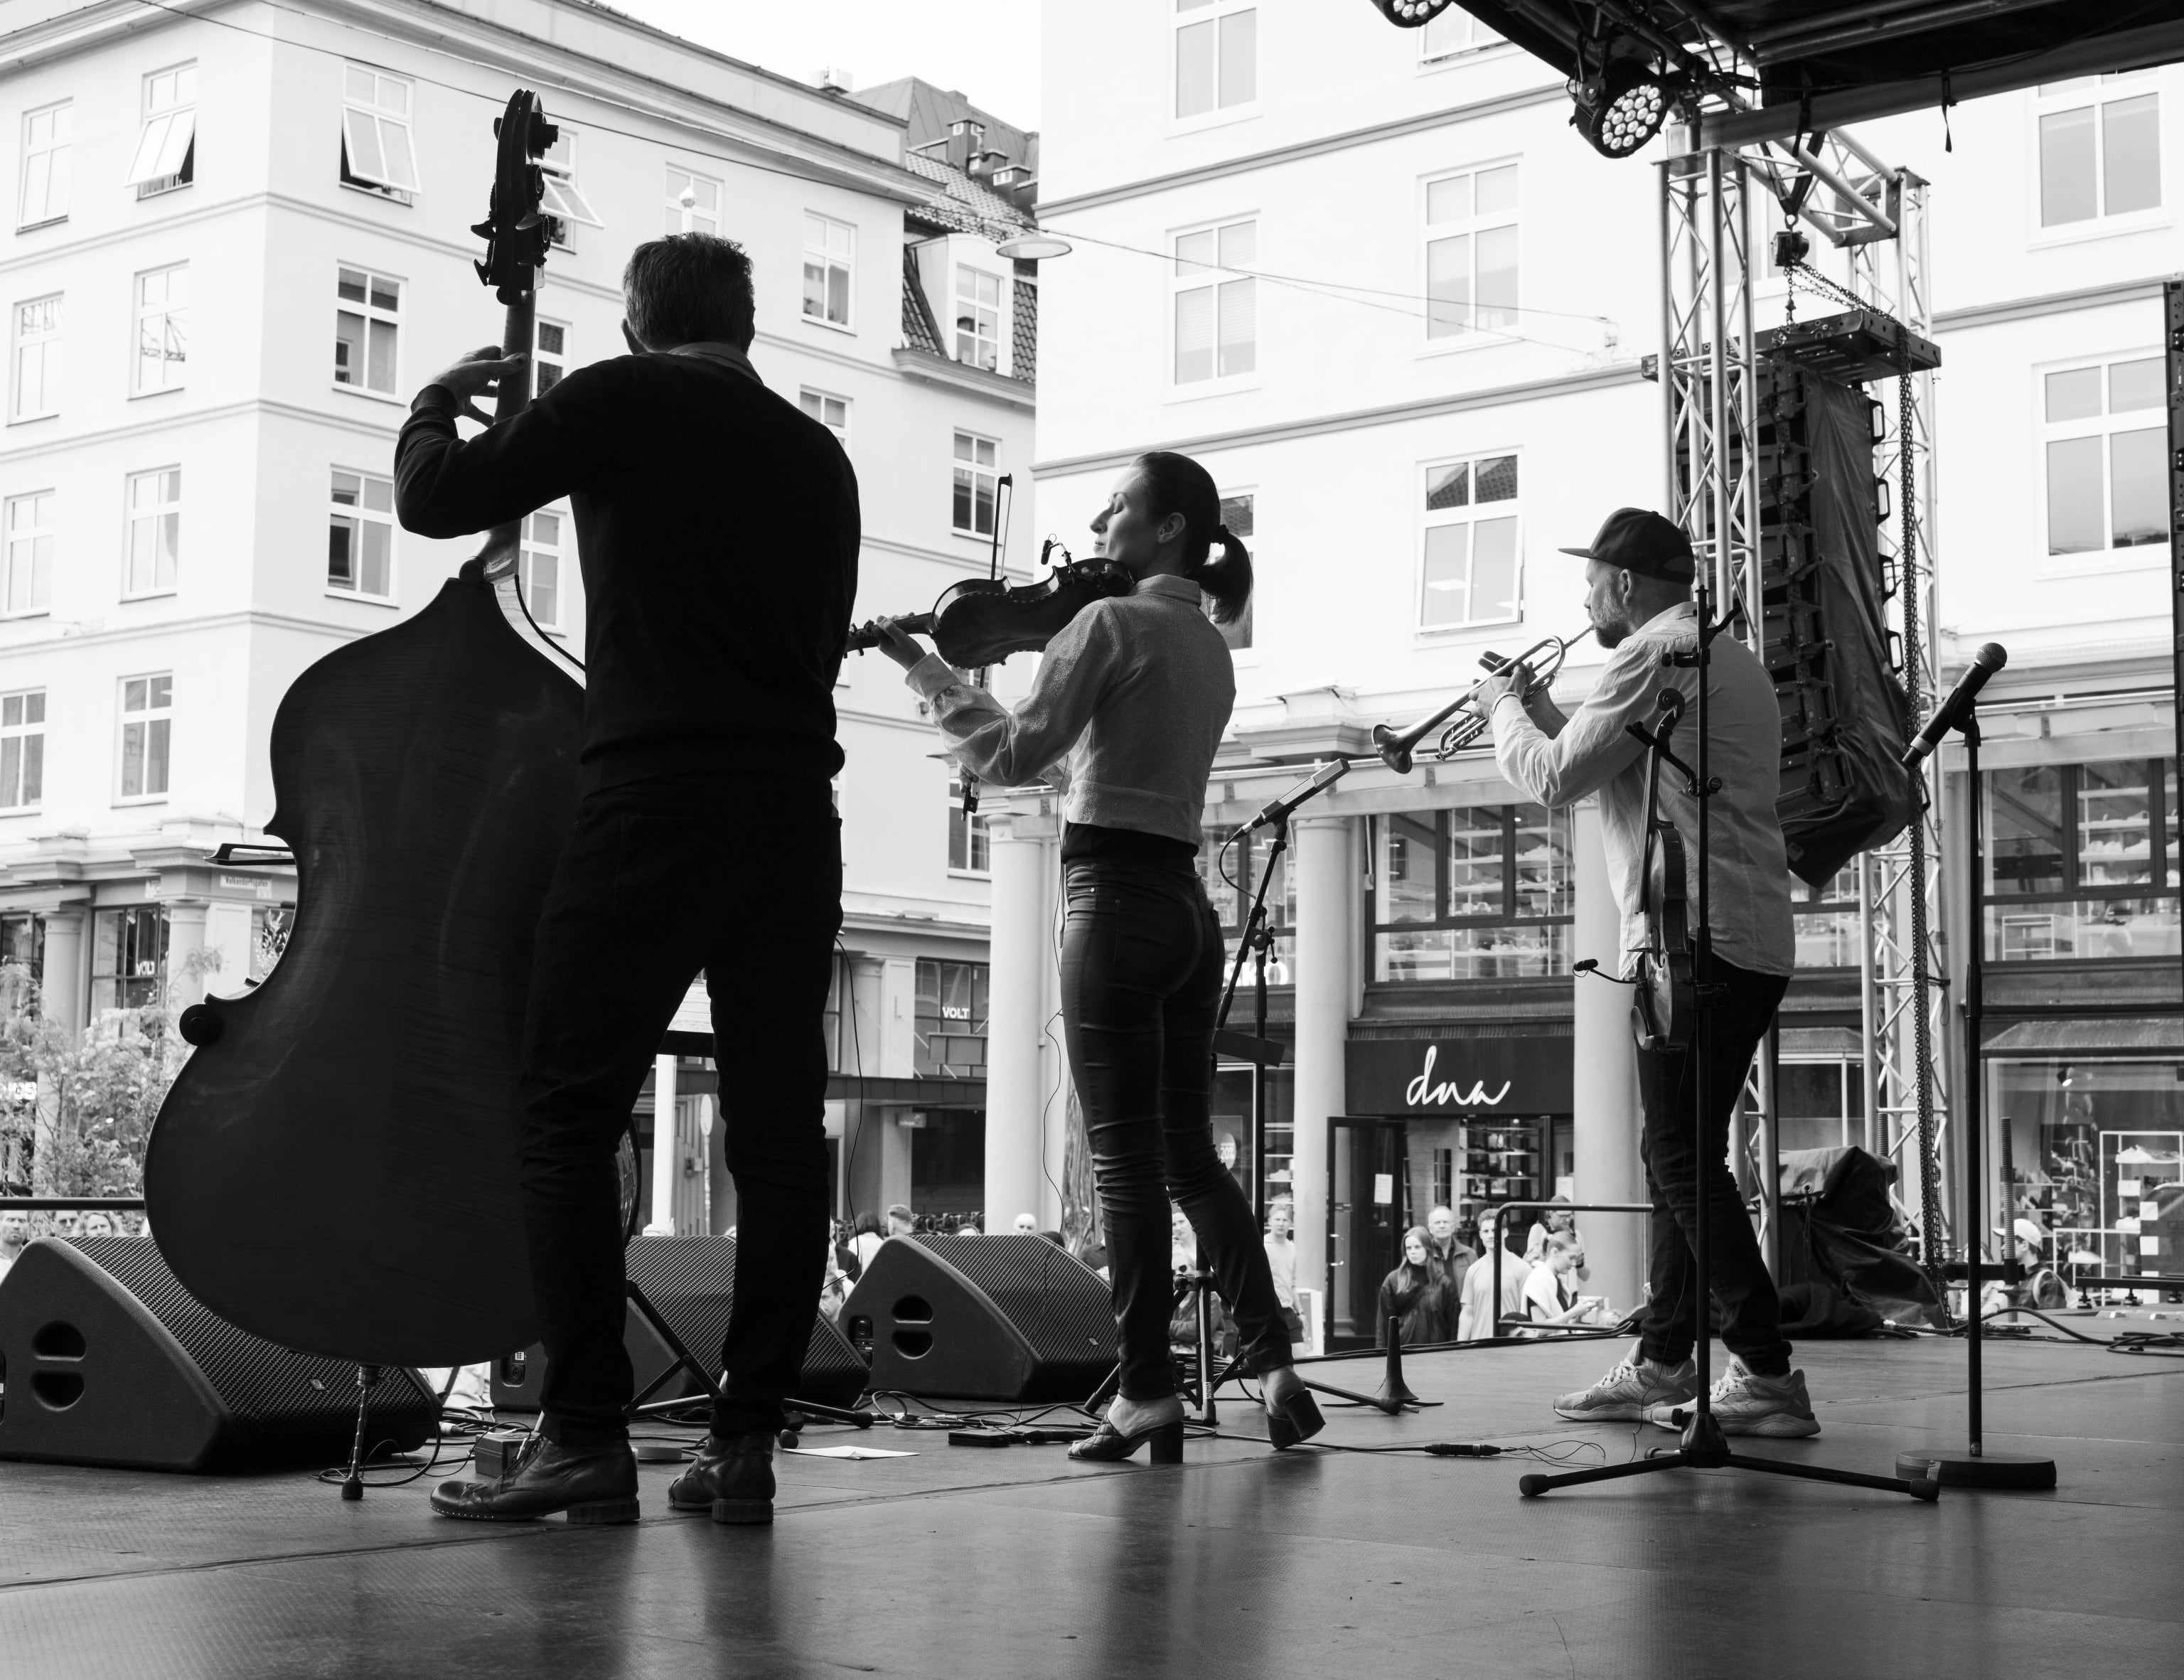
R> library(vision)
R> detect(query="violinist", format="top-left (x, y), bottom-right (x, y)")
top-left (871, 451), bottom-right (1324, 1460)
top-left (394, 234), bottom-right (858, 1524)
top-left (1476, 508), bottom-right (1816, 1438)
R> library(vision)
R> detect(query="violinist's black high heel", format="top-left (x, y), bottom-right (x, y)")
top-left (1263, 1368), bottom-right (1324, 1451)
top-left (1069, 1402), bottom-right (1186, 1465)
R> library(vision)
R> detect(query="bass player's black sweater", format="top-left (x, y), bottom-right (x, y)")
top-left (395, 352), bottom-right (859, 794)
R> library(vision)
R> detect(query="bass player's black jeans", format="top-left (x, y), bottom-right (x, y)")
top-left (1634, 958), bottom-right (1794, 1377)
top-left (1059, 857), bottom-right (1293, 1401)
top-left (516, 776), bottom-right (841, 1450)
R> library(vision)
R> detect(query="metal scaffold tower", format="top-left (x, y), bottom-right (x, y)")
top-left (1659, 128), bottom-right (1952, 1264)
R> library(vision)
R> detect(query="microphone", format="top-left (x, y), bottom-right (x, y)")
top-left (1901, 643), bottom-right (2006, 767)
top-left (1233, 760), bottom-right (1349, 838)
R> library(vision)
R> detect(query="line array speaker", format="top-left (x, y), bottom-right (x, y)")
top-left (488, 1234), bottom-right (870, 1413)
top-left (0, 1236), bottom-right (439, 1472)
top-left (841, 1232), bottom-right (1115, 1403)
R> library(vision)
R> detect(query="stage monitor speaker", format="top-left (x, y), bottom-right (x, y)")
top-left (488, 1234), bottom-right (869, 1414)
top-left (0, 1236), bottom-right (439, 1473)
top-left (841, 1232), bottom-right (1115, 1403)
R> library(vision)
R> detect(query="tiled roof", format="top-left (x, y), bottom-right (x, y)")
top-left (1011, 276), bottom-right (1037, 385)
top-left (901, 150), bottom-right (1033, 238)
top-left (901, 247), bottom-right (943, 355)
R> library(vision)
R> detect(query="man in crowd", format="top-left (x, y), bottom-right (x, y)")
top-left (1423, 1204), bottom-right (1475, 1296)
top-left (1456, 1206), bottom-right (1530, 1341)
top-left (399, 232), bottom-right (859, 1523)
top-left (1481, 507), bottom-right (1816, 1437)
top-left (0, 1210), bottom-right (28, 1282)
top-left (886, 1204), bottom-right (914, 1238)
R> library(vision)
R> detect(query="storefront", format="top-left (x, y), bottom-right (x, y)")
top-left (1331, 1031), bottom-right (1574, 1347)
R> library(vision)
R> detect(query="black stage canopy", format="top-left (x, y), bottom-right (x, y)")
top-left (1391, 1), bottom-right (2184, 146)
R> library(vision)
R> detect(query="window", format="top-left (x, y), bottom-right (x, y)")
top-left (1987, 759), bottom-right (2180, 961)
top-left (520, 507), bottom-right (565, 630)
top-left (0, 911), bottom-right (43, 982)
top-left (1216, 491), bottom-right (1253, 651)
top-left (0, 689), bottom-right (44, 810)
top-left (1370, 804), bottom-right (1573, 980)
top-left (1176, 0), bottom-right (1257, 119)
top-left (1200, 827), bottom-right (1295, 976)
top-left (2043, 355), bottom-right (2166, 555)
top-left (18, 102), bottom-right (70, 229)
top-left (1420, 453), bottom-right (1520, 628)
top-left (799, 387), bottom-right (850, 448)
top-left (124, 468), bottom-right (181, 596)
top-left (537, 127), bottom-right (601, 239)
top-left (118, 673), bottom-right (173, 801)
top-left (12, 295), bottom-right (60, 421)
top-left (2038, 74), bottom-right (2160, 229)
top-left (664, 166), bottom-right (720, 235)
top-left (1420, 9), bottom-right (1500, 60)
top-left (133, 264), bottom-right (187, 395)
top-left (1793, 863), bottom-right (1863, 968)
top-left (952, 431), bottom-right (1000, 536)
top-left (328, 469), bottom-right (394, 599)
top-left (127, 63), bottom-right (197, 196)
top-left (914, 961), bottom-right (990, 1078)
top-left (340, 65), bottom-right (419, 196)
top-left (948, 772), bottom-right (989, 873)
top-left (954, 266), bottom-right (1001, 370)
top-left (1425, 163), bottom-right (1519, 339)
top-left (534, 316), bottom-right (567, 395)
top-left (91, 906), bottom-right (167, 1013)
top-left (3, 491), bottom-right (53, 616)
top-left (334, 267), bottom-right (400, 394)
top-left (803, 215), bottom-right (854, 328)
top-left (1173, 218), bottom-right (1256, 385)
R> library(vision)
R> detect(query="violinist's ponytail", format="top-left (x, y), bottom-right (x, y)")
top-left (1133, 449), bottom-right (1254, 628)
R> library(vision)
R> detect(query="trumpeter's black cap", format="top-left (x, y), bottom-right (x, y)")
top-left (1558, 507), bottom-right (1696, 584)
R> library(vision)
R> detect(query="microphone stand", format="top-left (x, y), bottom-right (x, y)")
top-left (1888, 675), bottom-right (2057, 1489)
top-left (1520, 574), bottom-right (1937, 1503)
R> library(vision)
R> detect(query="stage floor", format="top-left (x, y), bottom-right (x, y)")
top-left (3, 1328), bottom-right (2180, 1679)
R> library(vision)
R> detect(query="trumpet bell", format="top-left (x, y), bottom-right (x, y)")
top-left (1371, 722), bottom-right (1415, 776)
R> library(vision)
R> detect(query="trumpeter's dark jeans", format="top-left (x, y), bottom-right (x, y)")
top-left (515, 776), bottom-right (841, 1450)
top-left (1058, 858), bottom-right (1292, 1401)
top-left (1633, 958), bottom-right (1794, 1378)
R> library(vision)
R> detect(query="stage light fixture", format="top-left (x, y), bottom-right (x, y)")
top-left (1570, 53), bottom-right (1673, 160)
top-left (1367, 0), bottom-right (1462, 25)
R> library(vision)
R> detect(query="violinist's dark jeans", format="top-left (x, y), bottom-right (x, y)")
top-left (516, 776), bottom-right (841, 1450)
top-left (1058, 857), bottom-right (1293, 1401)
top-left (1633, 959), bottom-right (1794, 1378)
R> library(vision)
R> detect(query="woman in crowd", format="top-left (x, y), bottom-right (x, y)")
top-left (1378, 1226), bottom-right (1455, 1347)
top-left (874, 451), bottom-right (1319, 1462)
top-left (847, 1210), bottom-right (885, 1276)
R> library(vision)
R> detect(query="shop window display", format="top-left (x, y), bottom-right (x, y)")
top-left (1991, 1058), bottom-right (2182, 1291)
top-left (1369, 803), bottom-right (1570, 980)
top-left (1986, 756), bottom-right (2180, 961)
top-left (913, 958), bottom-right (988, 1077)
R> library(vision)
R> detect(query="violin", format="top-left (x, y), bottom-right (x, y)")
top-left (1631, 691), bottom-right (1697, 1054)
top-left (142, 92), bottom-right (579, 1366)
top-left (844, 540), bottom-right (1133, 667)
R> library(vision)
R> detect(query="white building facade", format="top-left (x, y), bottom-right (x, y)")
top-left (1010, 1), bottom-right (2184, 1342)
top-left (0, 1), bottom-right (1044, 1224)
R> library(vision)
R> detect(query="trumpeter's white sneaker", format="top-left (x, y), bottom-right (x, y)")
top-left (1644, 1357), bottom-right (1821, 1438)
top-left (1552, 1352), bottom-right (1698, 1421)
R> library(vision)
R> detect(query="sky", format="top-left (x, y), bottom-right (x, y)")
top-left (604, 1), bottom-right (1045, 130)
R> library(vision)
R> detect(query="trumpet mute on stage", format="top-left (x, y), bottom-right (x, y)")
top-left (1370, 630), bottom-right (1587, 775)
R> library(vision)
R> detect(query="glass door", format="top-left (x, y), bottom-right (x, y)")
top-left (1328, 1118), bottom-right (1409, 1350)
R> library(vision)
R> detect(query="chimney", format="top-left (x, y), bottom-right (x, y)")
top-left (815, 67), bottom-right (853, 95)
top-left (946, 118), bottom-right (984, 173)
top-left (968, 146), bottom-right (1008, 182)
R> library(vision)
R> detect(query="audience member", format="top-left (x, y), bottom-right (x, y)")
top-left (1524, 1197), bottom-right (1590, 1283)
top-left (1521, 1234), bottom-right (1604, 1332)
top-left (849, 1211), bottom-right (885, 1274)
top-left (1983, 1217), bottom-right (2070, 1315)
top-left (956, 1219), bottom-right (981, 1236)
top-left (0, 1210), bottom-right (28, 1280)
top-left (1263, 1198), bottom-right (1302, 1342)
top-left (818, 1235), bottom-right (850, 1322)
top-left (1012, 1211), bottom-right (1038, 1234)
top-left (885, 1204), bottom-right (914, 1237)
top-left (79, 1212), bottom-right (115, 1238)
top-left (1457, 1206), bottom-right (1531, 1341)
top-left (1423, 1204), bottom-right (1475, 1293)
top-left (1378, 1226), bottom-right (1455, 1347)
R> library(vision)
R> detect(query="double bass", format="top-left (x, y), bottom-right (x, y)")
top-left (143, 92), bottom-right (579, 1367)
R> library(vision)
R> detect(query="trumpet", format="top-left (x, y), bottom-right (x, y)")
top-left (1371, 628), bottom-right (1589, 774)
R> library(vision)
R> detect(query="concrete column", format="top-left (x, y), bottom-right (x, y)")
top-left (1570, 798), bottom-right (1647, 1318)
top-left (41, 906), bottom-right (86, 1037)
top-left (164, 899), bottom-right (210, 1007)
top-left (983, 815), bottom-right (1049, 1230)
top-left (1290, 814), bottom-right (1351, 1307)
top-left (645, 1053), bottom-right (678, 1235)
